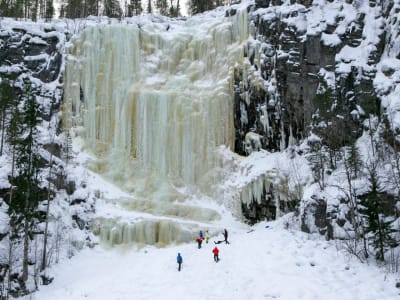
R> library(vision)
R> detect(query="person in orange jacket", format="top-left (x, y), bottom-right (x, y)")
top-left (213, 246), bottom-right (219, 262)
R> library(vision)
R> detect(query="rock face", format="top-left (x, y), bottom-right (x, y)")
top-left (235, 0), bottom-right (400, 230)
top-left (301, 196), bottom-right (332, 239)
top-left (0, 22), bottom-right (95, 296)
top-left (0, 28), bottom-right (61, 73)
top-left (0, 23), bottom-right (64, 119)
top-left (234, 0), bottom-right (388, 155)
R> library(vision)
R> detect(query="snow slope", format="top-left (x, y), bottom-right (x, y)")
top-left (25, 217), bottom-right (399, 300)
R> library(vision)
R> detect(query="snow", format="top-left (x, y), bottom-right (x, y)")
top-left (29, 36), bottom-right (48, 45)
top-left (1, 0), bottom-right (400, 298)
top-left (20, 135), bottom-right (400, 299)
top-left (0, 202), bottom-right (9, 234)
top-left (25, 218), bottom-right (400, 300)
top-left (321, 33), bottom-right (341, 47)
top-left (24, 53), bottom-right (49, 61)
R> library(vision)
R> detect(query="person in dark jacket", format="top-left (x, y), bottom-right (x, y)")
top-left (223, 228), bottom-right (229, 244)
top-left (177, 253), bottom-right (183, 271)
top-left (213, 246), bottom-right (219, 262)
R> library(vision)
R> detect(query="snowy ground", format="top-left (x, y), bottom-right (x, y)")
top-left (3, 0), bottom-right (399, 298)
top-left (26, 218), bottom-right (399, 300)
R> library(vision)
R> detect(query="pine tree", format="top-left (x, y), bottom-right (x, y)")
top-left (4, 80), bottom-right (22, 299)
top-left (31, 0), bottom-right (39, 21)
top-left (345, 143), bottom-right (363, 179)
top-left (0, 0), bottom-right (24, 18)
top-left (104, 0), bottom-right (122, 18)
top-left (65, 0), bottom-right (99, 18)
top-left (6, 78), bottom-right (44, 286)
top-left (19, 79), bottom-right (42, 282)
top-left (44, 0), bottom-right (54, 20)
top-left (127, 0), bottom-right (142, 16)
top-left (156, 0), bottom-right (168, 15)
top-left (168, 0), bottom-right (179, 17)
top-left (64, 0), bottom-right (82, 18)
top-left (307, 135), bottom-right (327, 190)
top-left (189, 0), bottom-right (214, 15)
top-left (146, 0), bottom-right (152, 13)
top-left (361, 162), bottom-right (397, 261)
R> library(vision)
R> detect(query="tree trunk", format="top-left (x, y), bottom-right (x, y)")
top-left (41, 154), bottom-right (53, 271)
top-left (0, 109), bottom-right (5, 156)
top-left (22, 124), bottom-right (34, 282)
top-left (377, 216), bottom-right (385, 261)
top-left (6, 146), bottom-right (16, 299)
top-left (22, 218), bottom-right (29, 281)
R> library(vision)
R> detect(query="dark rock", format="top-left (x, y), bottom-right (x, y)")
top-left (336, 218), bottom-right (346, 227)
top-left (70, 198), bottom-right (86, 206)
top-left (72, 214), bottom-right (86, 230)
top-left (65, 181), bottom-right (76, 195)
top-left (225, 8), bottom-right (237, 17)
top-left (43, 143), bottom-right (62, 158)
top-left (301, 198), bottom-right (329, 236)
top-left (40, 274), bottom-right (54, 285)
top-left (255, 0), bottom-right (270, 8)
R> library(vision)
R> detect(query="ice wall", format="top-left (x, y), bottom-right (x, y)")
top-left (92, 218), bottom-right (195, 247)
top-left (63, 8), bottom-right (249, 245)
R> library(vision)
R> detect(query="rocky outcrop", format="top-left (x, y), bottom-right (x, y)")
top-left (0, 22), bottom-right (93, 296)
top-left (301, 196), bottom-right (333, 239)
top-left (0, 26), bottom-right (62, 83)
top-left (236, 0), bottom-right (400, 232)
top-left (0, 23), bottom-right (64, 124)
top-left (233, 0), bottom-right (389, 155)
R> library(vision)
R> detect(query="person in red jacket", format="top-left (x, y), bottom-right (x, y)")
top-left (213, 246), bottom-right (219, 262)
top-left (196, 237), bottom-right (204, 249)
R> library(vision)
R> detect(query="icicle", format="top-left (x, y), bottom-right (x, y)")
top-left (275, 191), bottom-right (280, 219)
top-left (288, 124), bottom-right (296, 147)
top-left (252, 176), bottom-right (263, 204)
top-left (64, 13), bottom-right (250, 199)
top-left (64, 8), bottom-right (253, 247)
top-left (95, 218), bottom-right (197, 247)
top-left (260, 103), bottom-right (269, 135)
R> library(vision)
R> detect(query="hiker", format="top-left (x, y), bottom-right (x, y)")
top-left (205, 230), bottom-right (210, 243)
top-left (177, 253), bottom-right (183, 271)
top-left (213, 246), bottom-right (219, 262)
top-left (223, 228), bottom-right (229, 244)
top-left (196, 237), bottom-right (204, 249)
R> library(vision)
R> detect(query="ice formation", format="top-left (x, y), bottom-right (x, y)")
top-left (63, 8), bottom-right (249, 245)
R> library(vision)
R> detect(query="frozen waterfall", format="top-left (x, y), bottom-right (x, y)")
top-left (63, 8), bottom-right (249, 246)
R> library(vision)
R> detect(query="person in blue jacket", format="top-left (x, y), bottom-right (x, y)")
top-left (177, 253), bottom-right (183, 271)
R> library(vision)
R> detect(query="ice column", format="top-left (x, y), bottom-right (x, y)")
top-left (64, 9), bottom-right (249, 215)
